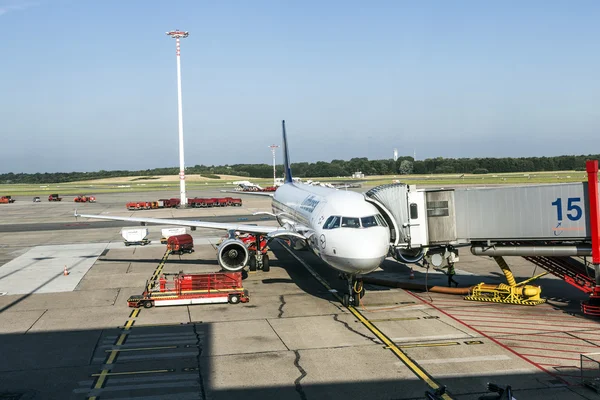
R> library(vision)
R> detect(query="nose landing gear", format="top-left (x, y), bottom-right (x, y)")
top-left (341, 274), bottom-right (365, 307)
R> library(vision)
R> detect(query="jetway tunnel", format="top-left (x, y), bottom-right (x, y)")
top-left (363, 160), bottom-right (600, 314)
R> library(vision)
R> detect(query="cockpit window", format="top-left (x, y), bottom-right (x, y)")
top-left (323, 216), bottom-right (341, 229)
top-left (341, 217), bottom-right (361, 228)
top-left (361, 216), bottom-right (378, 228)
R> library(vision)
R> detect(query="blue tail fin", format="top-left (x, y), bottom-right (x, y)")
top-left (282, 120), bottom-right (293, 184)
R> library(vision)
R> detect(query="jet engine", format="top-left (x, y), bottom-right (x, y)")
top-left (217, 239), bottom-right (249, 271)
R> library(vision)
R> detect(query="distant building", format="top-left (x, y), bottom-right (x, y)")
top-left (352, 171), bottom-right (365, 179)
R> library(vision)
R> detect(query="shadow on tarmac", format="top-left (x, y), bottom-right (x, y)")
top-left (0, 321), bottom-right (593, 400)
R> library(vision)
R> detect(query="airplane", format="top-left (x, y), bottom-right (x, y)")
top-left (75, 121), bottom-right (391, 307)
top-left (231, 181), bottom-right (264, 191)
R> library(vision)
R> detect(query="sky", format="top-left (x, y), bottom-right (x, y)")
top-left (0, 0), bottom-right (599, 173)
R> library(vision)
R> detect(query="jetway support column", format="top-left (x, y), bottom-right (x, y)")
top-left (586, 160), bottom-right (600, 281)
top-left (582, 160), bottom-right (600, 316)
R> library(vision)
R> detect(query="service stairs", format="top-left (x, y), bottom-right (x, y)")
top-left (522, 255), bottom-right (595, 293)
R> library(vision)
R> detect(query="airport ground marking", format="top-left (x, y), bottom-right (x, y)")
top-left (91, 369), bottom-right (174, 377)
top-left (105, 345), bottom-right (178, 353)
top-left (87, 288), bottom-right (144, 399)
top-left (405, 290), bottom-right (571, 386)
top-left (278, 242), bottom-right (455, 400)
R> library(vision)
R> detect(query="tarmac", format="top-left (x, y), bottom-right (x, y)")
top-left (0, 189), bottom-right (598, 400)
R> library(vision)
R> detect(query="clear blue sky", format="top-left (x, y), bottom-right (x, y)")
top-left (1, 0), bottom-right (599, 173)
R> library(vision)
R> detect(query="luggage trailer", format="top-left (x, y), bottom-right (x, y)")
top-left (128, 271), bottom-right (249, 308)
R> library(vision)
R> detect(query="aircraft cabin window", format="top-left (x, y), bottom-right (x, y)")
top-left (361, 216), bottom-right (378, 228)
top-left (323, 216), bottom-right (341, 229)
top-left (341, 217), bottom-right (361, 228)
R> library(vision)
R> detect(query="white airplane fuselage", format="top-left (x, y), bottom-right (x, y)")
top-left (272, 183), bottom-right (390, 275)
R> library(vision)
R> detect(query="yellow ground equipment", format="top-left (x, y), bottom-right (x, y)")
top-left (464, 256), bottom-right (547, 305)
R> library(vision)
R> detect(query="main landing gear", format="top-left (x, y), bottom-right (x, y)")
top-left (340, 274), bottom-right (365, 307)
top-left (242, 234), bottom-right (270, 273)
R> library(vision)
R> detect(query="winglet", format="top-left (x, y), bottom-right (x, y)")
top-left (282, 120), bottom-right (293, 184)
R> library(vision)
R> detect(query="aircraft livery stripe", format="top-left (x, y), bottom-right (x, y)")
top-left (278, 240), bottom-right (454, 400)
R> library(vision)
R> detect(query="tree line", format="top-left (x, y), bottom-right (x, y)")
top-left (1, 154), bottom-right (598, 184)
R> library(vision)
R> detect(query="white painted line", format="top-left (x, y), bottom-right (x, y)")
top-left (391, 334), bottom-right (474, 342)
top-left (418, 355), bottom-right (511, 365)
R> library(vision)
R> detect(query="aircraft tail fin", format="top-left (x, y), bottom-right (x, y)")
top-left (282, 120), bottom-right (293, 184)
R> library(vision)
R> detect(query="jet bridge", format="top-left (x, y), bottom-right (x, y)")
top-left (366, 181), bottom-right (594, 257)
top-left (365, 161), bottom-right (600, 313)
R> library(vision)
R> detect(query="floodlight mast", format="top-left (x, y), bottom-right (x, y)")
top-left (166, 30), bottom-right (189, 207)
top-left (269, 144), bottom-right (280, 186)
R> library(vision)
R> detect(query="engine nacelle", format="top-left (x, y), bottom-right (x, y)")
top-left (217, 238), bottom-right (249, 271)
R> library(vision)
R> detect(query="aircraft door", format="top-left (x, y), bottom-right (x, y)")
top-left (407, 191), bottom-right (428, 247)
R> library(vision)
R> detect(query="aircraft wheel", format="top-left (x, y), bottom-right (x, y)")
top-left (360, 288), bottom-right (365, 298)
top-left (248, 257), bottom-right (257, 272)
top-left (352, 292), bottom-right (361, 306)
top-left (342, 294), bottom-right (350, 308)
top-left (262, 254), bottom-right (270, 272)
top-left (228, 294), bottom-right (241, 304)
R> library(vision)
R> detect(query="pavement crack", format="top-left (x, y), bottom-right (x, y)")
top-left (278, 295), bottom-right (286, 318)
top-left (333, 314), bottom-right (378, 343)
top-left (293, 350), bottom-right (307, 400)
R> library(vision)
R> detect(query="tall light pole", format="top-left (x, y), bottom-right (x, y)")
top-left (166, 29), bottom-right (189, 207)
top-left (269, 144), bottom-right (280, 186)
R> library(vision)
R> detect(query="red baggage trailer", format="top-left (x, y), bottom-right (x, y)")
top-left (167, 234), bottom-right (194, 254)
top-left (127, 271), bottom-right (249, 308)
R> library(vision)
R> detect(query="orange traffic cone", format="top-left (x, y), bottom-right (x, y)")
top-left (63, 266), bottom-right (69, 276)
top-left (409, 267), bottom-right (415, 280)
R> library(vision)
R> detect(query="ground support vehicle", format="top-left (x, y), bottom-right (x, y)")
top-left (160, 227), bottom-right (187, 244)
top-left (167, 234), bottom-right (194, 254)
top-left (33, 197), bottom-right (40, 202)
top-left (158, 198), bottom-right (181, 208)
top-left (74, 195), bottom-right (96, 203)
top-left (127, 271), bottom-right (249, 308)
top-left (122, 228), bottom-right (150, 246)
top-left (0, 196), bottom-right (15, 204)
top-left (48, 194), bottom-right (62, 201)
top-left (230, 198), bottom-right (242, 206)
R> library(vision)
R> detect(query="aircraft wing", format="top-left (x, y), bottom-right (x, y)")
top-left (220, 190), bottom-right (275, 197)
top-left (75, 212), bottom-right (281, 235)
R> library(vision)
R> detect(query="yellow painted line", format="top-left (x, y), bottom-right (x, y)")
top-left (91, 369), bottom-right (173, 377)
top-left (129, 309), bottom-right (140, 318)
top-left (464, 340), bottom-right (484, 345)
top-left (124, 319), bottom-right (135, 330)
top-left (278, 241), bottom-right (454, 400)
top-left (105, 346), bottom-right (177, 353)
top-left (115, 333), bottom-right (127, 346)
top-left (93, 369), bottom-right (109, 389)
top-left (106, 350), bottom-right (118, 365)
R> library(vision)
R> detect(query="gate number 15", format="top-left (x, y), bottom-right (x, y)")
top-left (551, 197), bottom-right (582, 221)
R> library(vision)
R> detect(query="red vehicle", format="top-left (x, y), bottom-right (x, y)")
top-left (74, 195), bottom-right (96, 203)
top-left (127, 271), bottom-right (249, 308)
top-left (167, 234), bottom-right (194, 254)
top-left (48, 194), bottom-right (62, 202)
top-left (0, 196), bottom-right (15, 204)
top-left (216, 197), bottom-right (228, 207)
top-left (230, 198), bottom-right (242, 207)
top-left (158, 198), bottom-right (181, 208)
